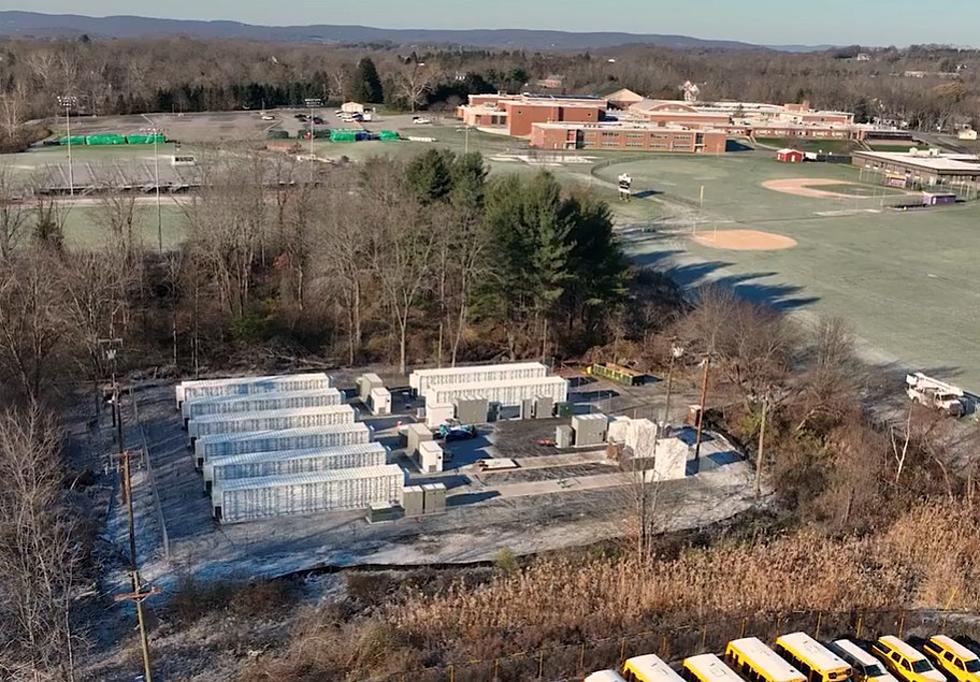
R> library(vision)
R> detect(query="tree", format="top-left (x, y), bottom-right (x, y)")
top-left (0, 253), bottom-right (70, 404)
top-left (0, 163), bottom-right (27, 261)
top-left (350, 57), bottom-right (384, 104)
top-left (362, 159), bottom-right (436, 374)
top-left (394, 59), bottom-right (436, 112)
top-left (0, 405), bottom-right (83, 679)
top-left (407, 148), bottom-right (453, 204)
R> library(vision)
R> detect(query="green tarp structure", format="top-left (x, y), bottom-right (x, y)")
top-left (379, 131), bottom-right (399, 141)
top-left (125, 133), bottom-right (166, 144)
top-left (58, 136), bottom-right (86, 146)
top-left (266, 129), bottom-right (290, 140)
top-left (85, 134), bottom-right (127, 145)
top-left (330, 129), bottom-right (358, 142)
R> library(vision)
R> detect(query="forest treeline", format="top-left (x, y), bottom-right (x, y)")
top-left (0, 150), bottom-right (633, 404)
top-left (1, 37), bottom-right (978, 147)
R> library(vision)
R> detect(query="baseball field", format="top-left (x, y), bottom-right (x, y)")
top-left (591, 151), bottom-right (980, 390)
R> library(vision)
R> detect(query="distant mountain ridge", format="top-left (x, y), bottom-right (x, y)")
top-left (0, 11), bottom-right (834, 52)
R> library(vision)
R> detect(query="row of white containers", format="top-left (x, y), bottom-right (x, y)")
top-left (175, 372), bottom-right (331, 409)
top-left (194, 423), bottom-right (371, 467)
top-left (181, 388), bottom-right (342, 422)
top-left (409, 362), bottom-right (548, 395)
top-left (212, 464), bottom-right (405, 524)
top-left (203, 442), bottom-right (388, 492)
top-left (187, 405), bottom-right (355, 446)
top-left (424, 375), bottom-right (568, 407)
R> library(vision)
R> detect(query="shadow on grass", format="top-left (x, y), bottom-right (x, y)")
top-left (633, 249), bottom-right (820, 312)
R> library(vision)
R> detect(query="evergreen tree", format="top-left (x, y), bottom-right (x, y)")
top-left (350, 57), bottom-right (384, 103)
top-left (407, 149), bottom-right (454, 205)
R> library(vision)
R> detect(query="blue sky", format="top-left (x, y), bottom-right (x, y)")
top-left (4, 0), bottom-right (977, 46)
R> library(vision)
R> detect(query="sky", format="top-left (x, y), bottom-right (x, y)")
top-left (3, 0), bottom-right (978, 47)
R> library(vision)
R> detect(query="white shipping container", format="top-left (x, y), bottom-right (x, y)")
top-left (204, 442), bottom-right (388, 491)
top-left (176, 372), bottom-right (331, 408)
top-left (181, 388), bottom-right (342, 421)
top-left (213, 464), bottom-right (405, 524)
top-left (195, 423), bottom-right (370, 466)
top-left (187, 405), bottom-right (355, 446)
top-left (410, 362), bottom-right (548, 395)
top-left (425, 376), bottom-right (568, 408)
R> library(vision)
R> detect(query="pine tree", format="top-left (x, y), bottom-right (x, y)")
top-left (407, 149), bottom-right (454, 205)
top-left (351, 57), bottom-right (384, 103)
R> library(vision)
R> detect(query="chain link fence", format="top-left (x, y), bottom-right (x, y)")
top-left (377, 609), bottom-right (980, 682)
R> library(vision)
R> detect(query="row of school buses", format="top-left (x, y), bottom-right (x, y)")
top-left (587, 632), bottom-right (980, 682)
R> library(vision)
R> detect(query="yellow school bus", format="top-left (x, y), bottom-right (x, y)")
top-left (683, 653), bottom-right (746, 682)
top-left (775, 632), bottom-right (852, 682)
top-left (622, 654), bottom-right (687, 682)
top-left (871, 636), bottom-right (945, 682)
top-left (922, 635), bottom-right (980, 682)
top-left (726, 637), bottom-right (807, 682)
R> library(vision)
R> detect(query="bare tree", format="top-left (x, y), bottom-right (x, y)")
top-left (318, 176), bottom-right (369, 364)
top-left (0, 405), bottom-right (82, 681)
top-left (0, 163), bottom-right (28, 261)
top-left (363, 161), bottom-right (436, 374)
top-left (0, 253), bottom-right (69, 404)
top-left (395, 60), bottom-right (437, 113)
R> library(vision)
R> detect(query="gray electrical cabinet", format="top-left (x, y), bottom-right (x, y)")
top-left (534, 396), bottom-right (554, 419)
top-left (520, 398), bottom-right (534, 420)
top-left (556, 425), bottom-right (573, 448)
top-left (402, 485), bottom-right (424, 517)
top-left (572, 414), bottom-right (608, 447)
top-left (454, 396), bottom-right (489, 425)
top-left (422, 483), bottom-right (447, 514)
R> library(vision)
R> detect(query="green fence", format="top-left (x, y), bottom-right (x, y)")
top-left (125, 133), bottom-right (166, 144)
top-left (85, 134), bottom-right (127, 145)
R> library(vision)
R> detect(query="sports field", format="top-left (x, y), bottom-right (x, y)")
top-left (593, 151), bottom-right (980, 390)
top-left (10, 117), bottom-right (980, 387)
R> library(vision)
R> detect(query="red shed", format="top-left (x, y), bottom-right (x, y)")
top-left (777, 148), bottom-right (805, 163)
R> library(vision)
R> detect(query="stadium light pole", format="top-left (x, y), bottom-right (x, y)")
top-left (57, 95), bottom-right (78, 197)
top-left (146, 126), bottom-right (165, 253)
top-left (304, 97), bottom-right (322, 183)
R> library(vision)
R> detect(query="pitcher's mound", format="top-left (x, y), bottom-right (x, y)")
top-left (692, 229), bottom-right (797, 251)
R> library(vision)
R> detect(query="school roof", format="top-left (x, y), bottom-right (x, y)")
top-left (728, 638), bottom-right (806, 682)
top-left (777, 632), bottom-right (850, 672)
top-left (853, 150), bottom-right (980, 173)
top-left (684, 654), bottom-right (744, 682)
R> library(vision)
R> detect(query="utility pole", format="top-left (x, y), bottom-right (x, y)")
top-left (693, 355), bottom-right (711, 462)
top-left (115, 450), bottom-right (157, 682)
top-left (662, 344), bottom-right (685, 427)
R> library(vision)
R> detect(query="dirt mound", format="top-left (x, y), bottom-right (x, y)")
top-left (692, 229), bottom-right (797, 251)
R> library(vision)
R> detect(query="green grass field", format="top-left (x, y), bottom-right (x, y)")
top-left (593, 150), bottom-right (980, 389)
top-left (61, 204), bottom-right (187, 250)
top-left (755, 138), bottom-right (859, 154)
